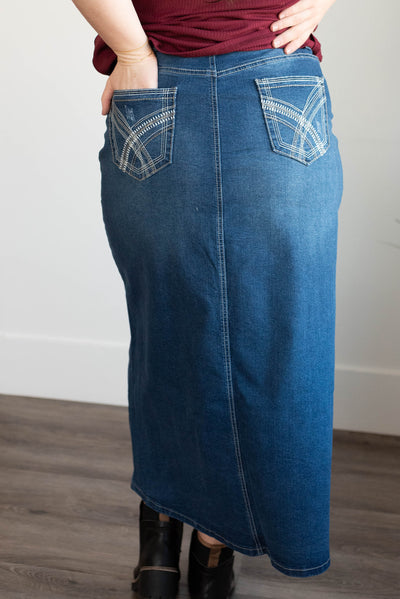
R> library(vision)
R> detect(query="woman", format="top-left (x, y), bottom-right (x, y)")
top-left (71, 1), bottom-right (341, 597)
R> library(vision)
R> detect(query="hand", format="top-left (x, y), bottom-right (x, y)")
top-left (270, 0), bottom-right (337, 55)
top-left (101, 49), bottom-right (158, 115)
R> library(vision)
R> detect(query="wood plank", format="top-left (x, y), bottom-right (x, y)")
top-left (0, 394), bottom-right (399, 598)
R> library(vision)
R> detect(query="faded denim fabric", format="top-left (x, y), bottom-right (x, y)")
top-left (98, 46), bottom-right (343, 577)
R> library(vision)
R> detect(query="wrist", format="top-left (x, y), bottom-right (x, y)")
top-left (114, 38), bottom-right (154, 66)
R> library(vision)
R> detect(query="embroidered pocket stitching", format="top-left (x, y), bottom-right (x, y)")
top-left (255, 76), bottom-right (329, 165)
top-left (109, 88), bottom-right (177, 180)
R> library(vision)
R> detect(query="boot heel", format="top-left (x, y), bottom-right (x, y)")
top-left (187, 528), bottom-right (236, 599)
top-left (132, 567), bottom-right (180, 599)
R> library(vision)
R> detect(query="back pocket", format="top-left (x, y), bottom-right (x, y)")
top-left (109, 87), bottom-right (177, 180)
top-left (254, 75), bottom-right (329, 165)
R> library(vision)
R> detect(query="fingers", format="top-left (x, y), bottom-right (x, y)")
top-left (271, 21), bottom-right (314, 53)
top-left (270, 8), bottom-right (313, 32)
top-left (101, 96), bottom-right (111, 116)
top-left (269, 0), bottom-right (322, 55)
top-left (277, 0), bottom-right (313, 20)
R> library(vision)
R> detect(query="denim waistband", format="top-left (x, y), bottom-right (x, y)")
top-left (152, 46), bottom-right (316, 75)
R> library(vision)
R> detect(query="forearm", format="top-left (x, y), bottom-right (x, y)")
top-left (71, 0), bottom-right (147, 51)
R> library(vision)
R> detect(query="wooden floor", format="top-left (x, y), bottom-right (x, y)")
top-left (0, 394), bottom-right (399, 598)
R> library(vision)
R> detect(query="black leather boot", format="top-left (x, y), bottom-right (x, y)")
top-left (187, 528), bottom-right (236, 599)
top-left (132, 499), bottom-right (184, 599)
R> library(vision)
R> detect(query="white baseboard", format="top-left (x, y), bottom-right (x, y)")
top-left (0, 331), bottom-right (129, 406)
top-left (1, 332), bottom-right (399, 436)
top-left (333, 364), bottom-right (400, 436)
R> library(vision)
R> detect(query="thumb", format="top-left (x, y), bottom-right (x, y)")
top-left (101, 80), bottom-right (113, 116)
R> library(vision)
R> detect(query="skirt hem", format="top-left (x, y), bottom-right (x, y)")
top-left (130, 479), bottom-right (331, 578)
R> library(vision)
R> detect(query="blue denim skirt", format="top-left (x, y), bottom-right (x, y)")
top-left (98, 45), bottom-right (343, 577)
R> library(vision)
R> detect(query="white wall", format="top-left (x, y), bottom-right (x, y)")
top-left (1, 1), bottom-right (399, 435)
top-left (318, 0), bottom-right (400, 434)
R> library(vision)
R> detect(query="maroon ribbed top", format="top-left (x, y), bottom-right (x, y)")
top-left (92, 0), bottom-right (322, 76)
